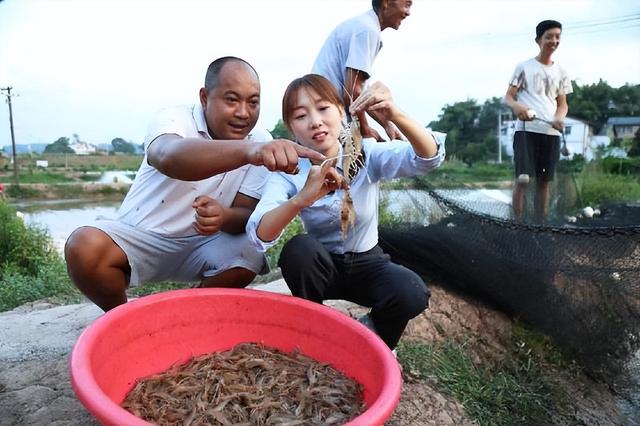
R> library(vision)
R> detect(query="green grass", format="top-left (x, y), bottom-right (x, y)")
top-left (396, 322), bottom-right (585, 425)
top-left (8, 171), bottom-right (75, 184)
top-left (0, 154), bottom-right (143, 172)
top-left (391, 160), bottom-right (514, 190)
top-left (5, 182), bottom-right (130, 199)
top-left (578, 171), bottom-right (640, 206)
top-left (0, 201), bottom-right (80, 311)
top-left (398, 341), bottom-right (550, 425)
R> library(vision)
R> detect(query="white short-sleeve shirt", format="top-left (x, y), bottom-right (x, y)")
top-left (311, 9), bottom-right (382, 95)
top-left (117, 104), bottom-right (270, 237)
top-left (509, 58), bottom-right (572, 136)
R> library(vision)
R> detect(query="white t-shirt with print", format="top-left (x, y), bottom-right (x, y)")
top-left (509, 57), bottom-right (572, 136)
top-left (117, 104), bottom-right (270, 237)
top-left (312, 9), bottom-right (382, 96)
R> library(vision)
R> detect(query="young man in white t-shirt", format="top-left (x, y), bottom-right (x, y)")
top-left (64, 57), bottom-right (324, 312)
top-left (311, 0), bottom-right (412, 141)
top-left (505, 20), bottom-right (572, 223)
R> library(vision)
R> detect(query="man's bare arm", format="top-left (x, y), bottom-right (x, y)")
top-left (224, 193), bottom-right (259, 234)
top-left (344, 68), bottom-right (383, 141)
top-left (505, 85), bottom-right (530, 120)
top-left (345, 68), bottom-right (405, 140)
top-left (553, 94), bottom-right (568, 131)
top-left (147, 134), bottom-right (324, 181)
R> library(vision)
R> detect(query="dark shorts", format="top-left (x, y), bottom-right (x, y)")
top-left (513, 131), bottom-right (560, 182)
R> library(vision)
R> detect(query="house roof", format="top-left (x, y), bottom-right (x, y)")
top-left (606, 117), bottom-right (640, 126)
top-left (565, 116), bottom-right (588, 126)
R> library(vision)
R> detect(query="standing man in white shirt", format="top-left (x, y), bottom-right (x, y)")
top-left (312, 0), bottom-right (412, 141)
top-left (505, 20), bottom-right (572, 223)
top-left (64, 56), bottom-right (323, 312)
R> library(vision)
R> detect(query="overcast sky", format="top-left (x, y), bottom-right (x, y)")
top-left (0, 0), bottom-right (638, 147)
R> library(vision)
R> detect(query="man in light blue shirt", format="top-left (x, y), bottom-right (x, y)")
top-left (312, 0), bottom-right (413, 141)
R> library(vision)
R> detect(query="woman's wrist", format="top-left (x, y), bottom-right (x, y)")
top-left (290, 194), bottom-right (311, 210)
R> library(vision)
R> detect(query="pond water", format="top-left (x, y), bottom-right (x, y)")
top-left (17, 199), bottom-right (121, 252)
top-left (15, 189), bottom-right (513, 253)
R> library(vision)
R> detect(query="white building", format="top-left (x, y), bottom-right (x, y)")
top-left (69, 141), bottom-right (97, 155)
top-left (499, 116), bottom-right (609, 161)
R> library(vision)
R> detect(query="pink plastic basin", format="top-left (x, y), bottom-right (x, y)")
top-left (70, 288), bottom-right (402, 425)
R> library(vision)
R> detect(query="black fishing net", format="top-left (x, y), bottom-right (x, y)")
top-left (378, 176), bottom-right (640, 415)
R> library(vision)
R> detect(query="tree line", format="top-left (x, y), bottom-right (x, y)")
top-left (40, 80), bottom-right (639, 165)
top-left (43, 136), bottom-right (139, 155)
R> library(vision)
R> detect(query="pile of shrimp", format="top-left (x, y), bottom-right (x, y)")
top-left (122, 342), bottom-right (365, 425)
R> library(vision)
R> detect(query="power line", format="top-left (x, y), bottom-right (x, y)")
top-left (568, 23), bottom-right (640, 35)
top-left (413, 13), bottom-right (640, 49)
top-left (563, 13), bottom-right (640, 28)
top-left (473, 13), bottom-right (640, 39)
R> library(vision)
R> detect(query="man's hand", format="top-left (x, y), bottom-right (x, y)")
top-left (192, 196), bottom-right (225, 235)
top-left (512, 103), bottom-right (533, 121)
top-left (383, 121), bottom-right (405, 141)
top-left (360, 123), bottom-right (384, 141)
top-left (247, 139), bottom-right (325, 174)
top-left (350, 82), bottom-right (406, 141)
top-left (551, 117), bottom-right (565, 132)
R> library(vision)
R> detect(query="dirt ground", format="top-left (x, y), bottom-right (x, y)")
top-left (0, 285), bottom-right (633, 426)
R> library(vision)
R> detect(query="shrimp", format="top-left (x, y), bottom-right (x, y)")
top-left (340, 189), bottom-right (356, 240)
top-left (338, 118), bottom-right (363, 239)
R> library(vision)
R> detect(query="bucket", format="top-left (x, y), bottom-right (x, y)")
top-left (69, 288), bottom-right (402, 425)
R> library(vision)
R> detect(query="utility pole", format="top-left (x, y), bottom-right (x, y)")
top-left (1, 87), bottom-right (18, 187)
top-left (497, 110), bottom-right (503, 164)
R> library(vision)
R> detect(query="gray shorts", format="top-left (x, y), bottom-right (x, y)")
top-left (93, 220), bottom-right (269, 287)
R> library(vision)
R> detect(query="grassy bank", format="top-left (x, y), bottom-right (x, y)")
top-left (3, 182), bottom-right (131, 200)
top-left (0, 201), bottom-right (81, 310)
top-left (3, 154), bottom-right (639, 206)
top-left (0, 153), bottom-right (142, 173)
top-left (0, 154), bottom-right (140, 199)
top-left (397, 322), bottom-right (585, 425)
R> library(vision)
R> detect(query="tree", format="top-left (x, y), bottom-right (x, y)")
top-left (569, 80), bottom-right (640, 132)
top-left (44, 137), bottom-right (74, 154)
top-left (459, 142), bottom-right (489, 167)
top-left (429, 99), bottom-right (480, 161)
top-left (627, 128), bottom-right (640, 158)
top-left (428, 98), bottom-right (503, 165)
top-left (111, 137), bottom-right (136, 154)
top-left (270, 119), bottom-right (292, 140)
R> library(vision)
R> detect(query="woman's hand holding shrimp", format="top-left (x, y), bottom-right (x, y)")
top-left (292, 162), bottom-right (343, 208)
top-left (351, 81), bottom-right (438, 158)
top-left (349, 82), bottom-right (399, 123)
